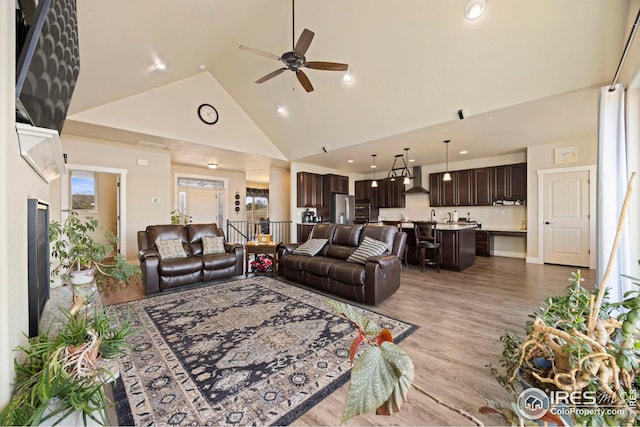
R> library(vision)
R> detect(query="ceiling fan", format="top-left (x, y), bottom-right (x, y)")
top-left (239, 0), bottom-right (348, 93)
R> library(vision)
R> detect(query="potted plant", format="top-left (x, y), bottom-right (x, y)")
top-left (49, 210), bottom-right (140, 296)
top-left (485, 174), bottom-right (639, 425)
top-left (0, 306), bottom-right (136, 426)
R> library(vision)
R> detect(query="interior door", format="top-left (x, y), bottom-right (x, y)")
top-left (543, 171), bottom-right (590, 267)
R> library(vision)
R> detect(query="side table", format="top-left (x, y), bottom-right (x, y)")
top-left (245, 242), bottom-right (281, 276)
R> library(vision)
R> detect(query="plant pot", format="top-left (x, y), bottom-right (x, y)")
top-left (69, 268), bottom-right (95, 285)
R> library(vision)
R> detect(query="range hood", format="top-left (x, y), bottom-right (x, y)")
top-left (404, 166), bottom-right (429, 194)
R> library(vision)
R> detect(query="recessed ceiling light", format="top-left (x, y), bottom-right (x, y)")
top-left (370, 164), bottom-right (377, 169)
top-left (207, 163), bottom-right (218, 169)
top-left (409, 159), bottom-right (415, 162)
top-left (342, 71), bottom-right (353, 83)
top-left (465, 0), bottom-right (485, 20)
top-left (460, 150), bottom-right (469, 155)
top-left (347, 159), bottom-right (354, 163)
top-left (277, 105), bottom-right (287, 115)
top-left (198, 64), bottom-right (206, 71)
top-left (153, 61), bottom-right (166, 71)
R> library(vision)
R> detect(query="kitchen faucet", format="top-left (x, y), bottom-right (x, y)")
top-left (430, 209), bottom-right (436, 221)
top-left (448, 212), bottom-right (452, 222)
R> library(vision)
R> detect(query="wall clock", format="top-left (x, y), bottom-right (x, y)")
top-left (197, 103), bottom-right (219, 125)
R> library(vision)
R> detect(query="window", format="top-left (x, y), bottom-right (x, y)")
top-left (246, 188), bottom-right (268, 222)
top-left (70, 170), bottom-right (97, 211)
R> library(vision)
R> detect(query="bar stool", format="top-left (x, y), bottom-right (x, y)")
top-left (413, 221), bottom-right (441, 272)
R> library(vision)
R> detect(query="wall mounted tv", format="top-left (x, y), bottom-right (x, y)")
top-left (16, 0), bottom-right (80, 134)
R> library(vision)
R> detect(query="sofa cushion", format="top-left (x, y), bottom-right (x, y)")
top-left (328, 261), bottom-right (366, 286)
top-left (156, 238), bottom-right (187, 260)
top-left (203, 236), bottom-right (226, 254)
top-left (202, 252), bottom-right (237, 270)
top-left (326, 224), bottom-right (363, 259)
top-left (299, 256), bottom-right (335, 276)
top-left (347, 236), bottom-right (389, 265)
top-left (187, 223), bottom-right (225, 256)
top-left (158, 256), bottom-right (203, 276)
top-left (293, 238), bottom-right (328, 257)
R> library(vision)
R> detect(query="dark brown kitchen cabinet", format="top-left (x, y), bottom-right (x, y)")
top-left (437, 227), bottom-right (476, 271)
top-left (457, 169), bottom-right (474, 206)
top-left (318, 174), bottom-right (349, 218)
top-left (474, 167), bottom-right (493, 206)
top-left (296, 172), bottom-right (322, 208)
top-left (493, 163), bottom-right (526, 201)
top-left (297, 223), bottom-right (315, 242)
top-left (475, 230), bottom-right (491, 256)
top-left (441, 173), bottom-right (456, 206)
top-left (429, 173), bottom-right (442, 207)
top-left (355, 180), bottom-right (379, 206)
top-left (377, 178), bottom-right (405, 208)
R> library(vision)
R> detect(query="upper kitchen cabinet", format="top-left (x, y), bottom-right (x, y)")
top-left (456, 169), bottom-right (474, 206)
top-left (296, 172), bottom-right (323, 208)
top-left (318, 174), bottom-right (349, 217)
top-left (429, 173), bottom-right (442, 207)
top-left (473, 167), bottom-right (493, 206)
top-left (355, 180), bottom-right (379, 205)
top-left (377, 178), bottom-right (405, 208)
top-left (493, 163), bottom-right (527, 202)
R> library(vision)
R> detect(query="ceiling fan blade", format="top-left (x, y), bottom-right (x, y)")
top-left (293, 28), bottom-right (314, 57)
top-left (306, 61), bottom-right (349, 71)
top-left (255, 68), bottom-right (287, 84)
top-left (296, 70), bottom-right (314, 92)
top-left (239, 45), bottom-right (281, 61)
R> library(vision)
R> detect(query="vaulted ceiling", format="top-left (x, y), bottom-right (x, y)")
top-left (64, 0), bottom-right (635, 182)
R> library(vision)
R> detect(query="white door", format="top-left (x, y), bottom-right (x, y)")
top-left (184, 188), bottom-right (225, 226)
top-left (543, 171), bottom-right (590, 267)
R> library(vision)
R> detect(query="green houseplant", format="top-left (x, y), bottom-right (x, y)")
top-left (485, 173), bottom-right (639, 426)
top-left (0, 306), bottom-right (136, 426)
top-left (49, 210), bottom-right (140, 296)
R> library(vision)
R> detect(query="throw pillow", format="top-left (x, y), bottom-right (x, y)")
top-left (202, 236), bottom-right (226, 255)
top-left (293, 238), bottom-right (328, 257)
top-left (156, 238), bottom-right (187, 260)
top-left (346, 236), bottom-right (389, 265)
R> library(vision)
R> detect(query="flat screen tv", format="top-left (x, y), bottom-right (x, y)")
top-left (16, 0), bottom-right (80, 134)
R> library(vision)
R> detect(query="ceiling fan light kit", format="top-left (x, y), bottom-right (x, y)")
top-left (239, 0), bottom-right (349, 93)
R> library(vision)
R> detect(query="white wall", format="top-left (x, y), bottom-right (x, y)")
top-left (526, 136), bottom-right (597, 263)
top-left (268, 167), bottom-right (290, 222)
top-left (1, 2), bottom-right (51, 405)
top-left (54, 136), bottom-right (172, 259)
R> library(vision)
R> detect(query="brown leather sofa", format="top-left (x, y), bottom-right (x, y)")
top-left (137, 223), bottom-right (244, 294)
top-left (278, 223), bottom-right (407, 305)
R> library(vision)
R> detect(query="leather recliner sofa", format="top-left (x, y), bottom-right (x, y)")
top-left (278, 223), bottom-right (407, 305)
top-left (137, 223), bottom-right (244, 294)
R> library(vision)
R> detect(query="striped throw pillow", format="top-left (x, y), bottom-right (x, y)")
top-left (293, 238), bottom-right (328, 257)
top-left (346, 236), bottom-right (389, 265)
top-left (156, 238), bottom-right (187, 260)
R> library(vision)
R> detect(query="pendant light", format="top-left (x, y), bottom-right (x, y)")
top-left (371, 154), bottom-right (378, 188)
top-left (402, 148), bottom-right (411, 184)
top-left (442, 140), bottom-right (452, 181)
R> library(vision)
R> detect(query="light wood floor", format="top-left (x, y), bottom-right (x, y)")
top-left (100, 257), bottom-right (596, 426)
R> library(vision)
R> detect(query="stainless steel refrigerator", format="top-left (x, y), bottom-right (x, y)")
top-left (330, 193), bottom-right (355, 224)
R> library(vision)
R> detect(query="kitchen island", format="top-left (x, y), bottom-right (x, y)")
top-left (401, 222), bottom-right (477, 272)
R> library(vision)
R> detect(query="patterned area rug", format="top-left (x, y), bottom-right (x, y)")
top-left (111, 277), bottom-right (417, 426)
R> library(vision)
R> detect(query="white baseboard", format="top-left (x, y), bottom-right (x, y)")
top-left (526, 256), bottom-right (542, 264)
top-left (492, 250), bottom-right (526, 259)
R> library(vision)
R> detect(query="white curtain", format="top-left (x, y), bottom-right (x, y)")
top-left (597, 83), bottom-right (631, 303)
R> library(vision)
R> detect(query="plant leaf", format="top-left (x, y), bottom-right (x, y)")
top-left (327, 300), bottom-right (380, 339)
top-left (341, 342), bottom-right (414, 422)
top-left (375, 342), bottom-right (414, 415)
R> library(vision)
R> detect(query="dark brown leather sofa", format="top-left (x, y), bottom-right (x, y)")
top-left (137, 223), bottom-right (244, 294)
top-left (278, 223), bottom-right (407, 305)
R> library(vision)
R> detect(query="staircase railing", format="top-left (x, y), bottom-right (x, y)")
top-left (226, 220), bottom-right (292, 245)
